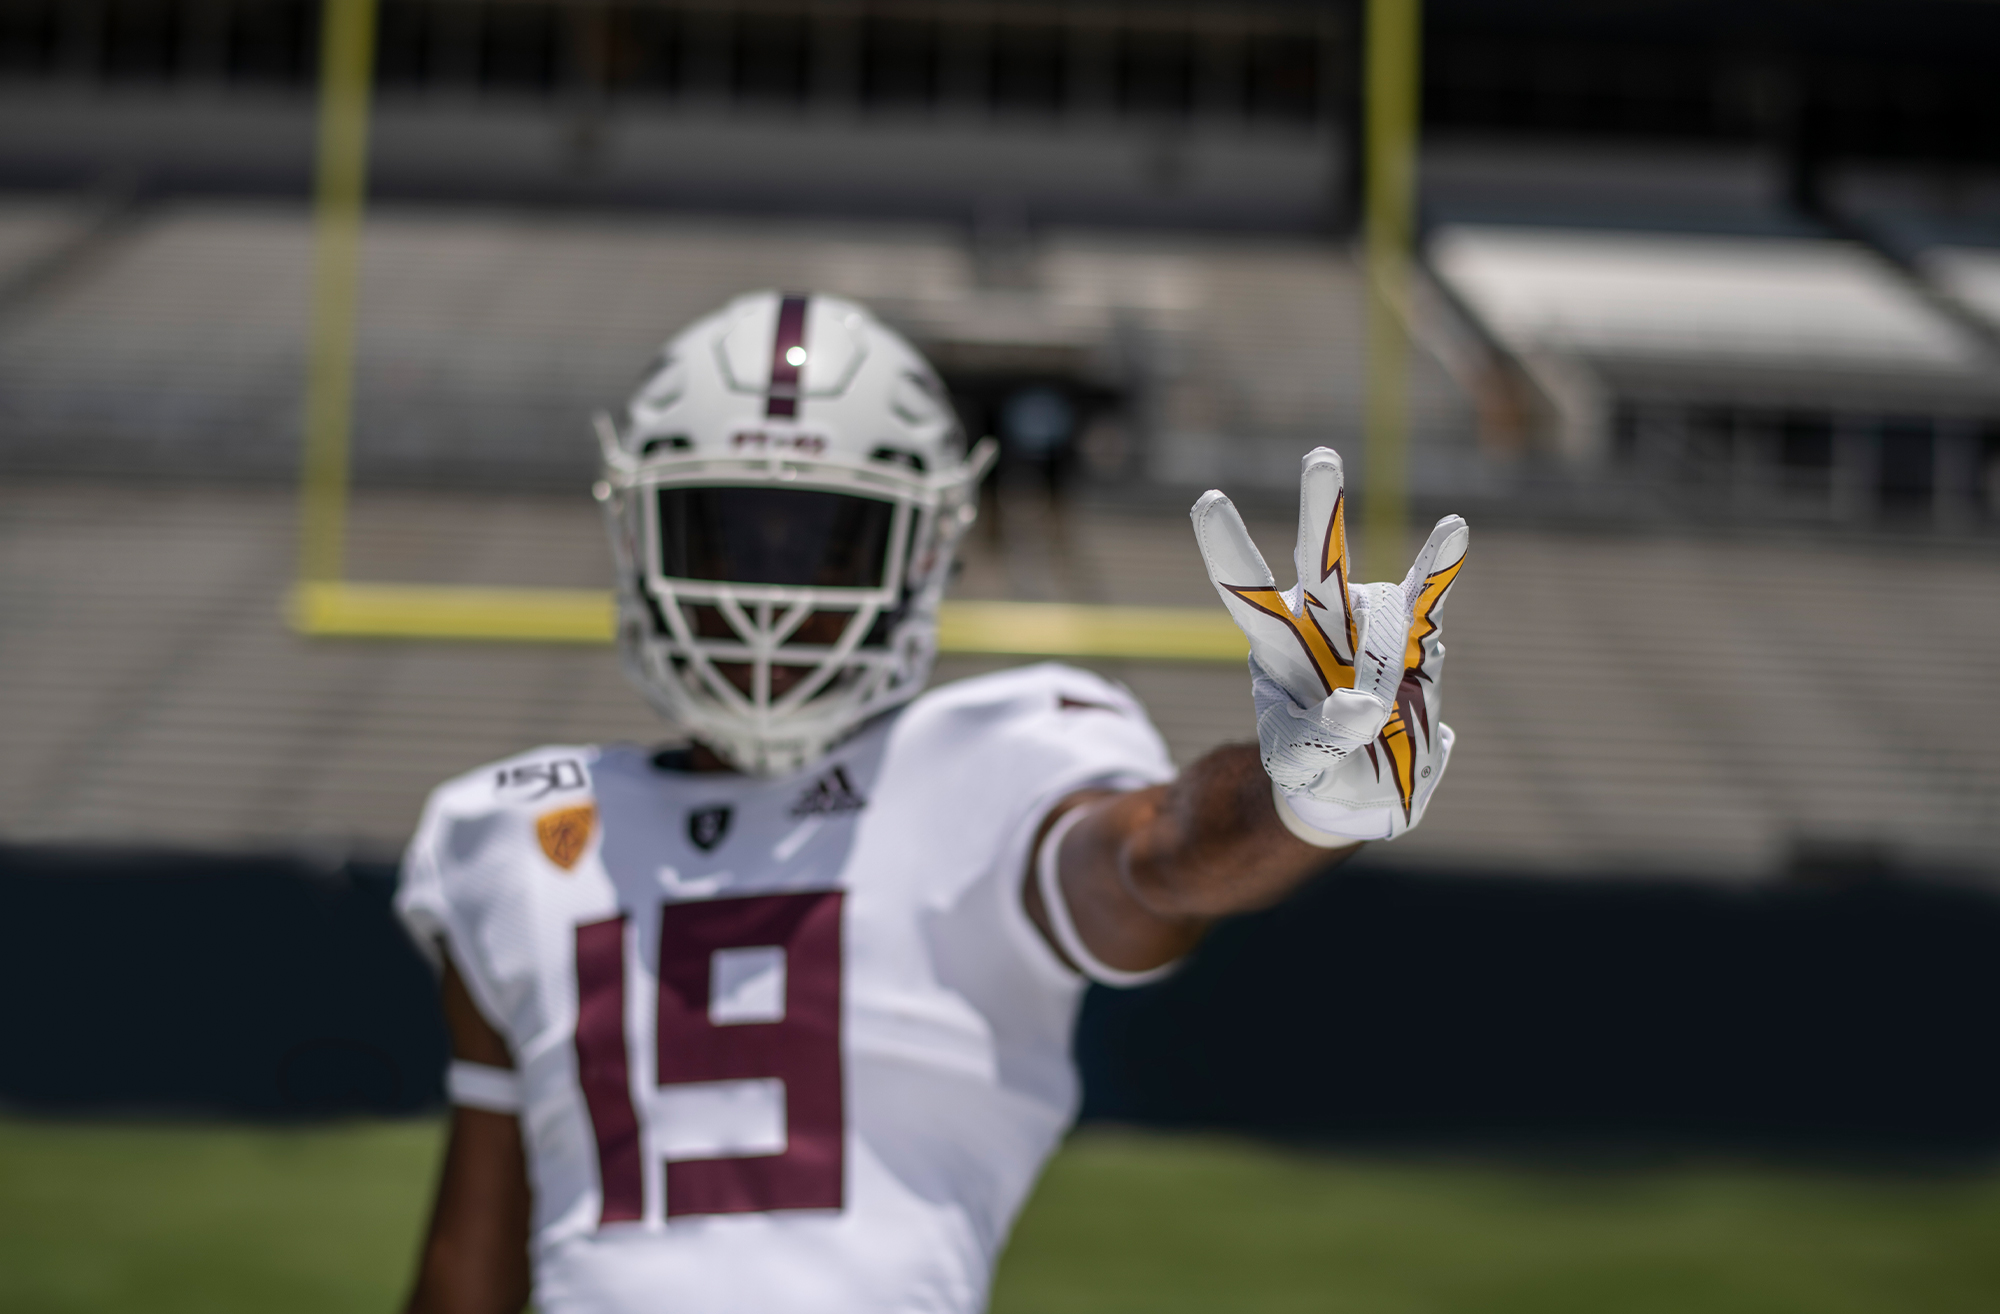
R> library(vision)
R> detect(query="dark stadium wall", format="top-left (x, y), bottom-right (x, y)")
top-left (0, 0), bottom-right (1353, 230)
top-left (1077, 864), bottom-right (2000, 1158)
top-left (1, 0), bottom-right (1996, 223)
top-left (0, 91), bottom-right (1346, 231)
top-left (5, 841), bottom-right (1999, 1157)
top-left (0, 845), bottom-right (446, 1118)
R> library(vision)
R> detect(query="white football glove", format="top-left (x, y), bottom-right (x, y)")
top-left (1191, 447), bottom-right (1469, 843)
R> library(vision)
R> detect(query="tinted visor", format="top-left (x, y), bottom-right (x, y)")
top-left (655, 486), bottom-right (897, 589)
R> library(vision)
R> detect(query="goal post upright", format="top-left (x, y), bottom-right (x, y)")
top-left (1363, 0), bottom-right (1420, 579)
top-left (297, 0), bottom-right (378, 586)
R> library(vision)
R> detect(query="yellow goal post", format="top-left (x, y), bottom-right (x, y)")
top-left (285, 0), bottom-right (1445, 664)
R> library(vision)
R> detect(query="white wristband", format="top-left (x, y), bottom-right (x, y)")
top-left (447, 1059), bottom-right (523, 1114)
top-left (1036, 806), bottom-right (1178, 989)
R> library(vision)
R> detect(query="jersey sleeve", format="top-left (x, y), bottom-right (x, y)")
top-left (999, 659), bottom-right (1175, 802)
top-left (998, 667), bottom-right (1180, 988)
top-left (393, 746), bottom-right (600, 1039)
top-left (895, 663), bottom-right (1179, 991)
top-left (394, 786), bottom-right (455, 972)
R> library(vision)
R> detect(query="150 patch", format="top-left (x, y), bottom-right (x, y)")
top-left (497, 758), bottom-right (587, 801)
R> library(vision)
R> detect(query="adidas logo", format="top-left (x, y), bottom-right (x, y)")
top-left (791, 765), bottom-right (867, 818)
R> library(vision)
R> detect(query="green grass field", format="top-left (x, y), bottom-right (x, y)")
top-left (2, 1117), bottom-right (1997, 1313)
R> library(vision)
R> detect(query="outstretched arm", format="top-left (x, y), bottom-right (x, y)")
top-left (403, 955), bottom-right (533, 1314)
top-left (1027, 447), bottom-right (1468, 978)
top-left (1025, 746), bottom-right (1355, 974)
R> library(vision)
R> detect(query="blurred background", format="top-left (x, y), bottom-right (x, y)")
top-left (2, 0), bottom-right (2000, 1310)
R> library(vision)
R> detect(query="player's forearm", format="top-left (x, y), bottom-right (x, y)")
top-left (1107, 743), bottom-right (1356, 921)
top-left (406, 957), bottom-right (532, 1314)
top-left (403, 1107), bottom-right (534, 1314)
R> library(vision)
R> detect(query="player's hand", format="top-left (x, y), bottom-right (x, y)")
top-left (1190, 447), bottom-right (1468, 842)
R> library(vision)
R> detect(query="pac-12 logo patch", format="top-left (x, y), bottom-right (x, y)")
top-left (688, 805), bottom-right (732, 852)
top-left (536, 804), bottom-right (596, 871)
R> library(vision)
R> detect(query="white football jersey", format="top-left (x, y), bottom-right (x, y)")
top-left (397, 663), bottom-right (1174, 1314)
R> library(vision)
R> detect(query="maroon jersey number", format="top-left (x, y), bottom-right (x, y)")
top-left (573, 891), bottom-right (845, 1224)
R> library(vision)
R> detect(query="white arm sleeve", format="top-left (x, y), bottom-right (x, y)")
top-left (1036, 805), bottom-right (1179, 989)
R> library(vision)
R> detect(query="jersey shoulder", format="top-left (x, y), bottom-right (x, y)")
top-left (907, 661), bottom-right (1144, 724)
top-left (894, 662), bottom-right (1172, 780)
top-left (398, 745), bottom-right (605, 955)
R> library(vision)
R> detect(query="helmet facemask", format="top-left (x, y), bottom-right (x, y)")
top-left (599, 413), bottom-right (993, 776)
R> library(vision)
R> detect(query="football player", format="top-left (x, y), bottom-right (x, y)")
top-left (397, 291), bottom-right (1467, 1314)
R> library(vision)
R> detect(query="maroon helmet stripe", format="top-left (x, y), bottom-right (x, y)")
top-left (766, 293), bottom-right (809, 419)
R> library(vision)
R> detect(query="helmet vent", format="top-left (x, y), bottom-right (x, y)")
top-left (641, 435), bottom-right (693, 456)
top-left (869, 446), bottom-right (927, 473)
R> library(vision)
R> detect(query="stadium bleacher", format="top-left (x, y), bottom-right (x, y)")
top-left (0, 196), bottom-right (1484, 494)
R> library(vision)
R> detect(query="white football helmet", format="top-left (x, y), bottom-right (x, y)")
top-left (596, 291), bottom-right (996, 776)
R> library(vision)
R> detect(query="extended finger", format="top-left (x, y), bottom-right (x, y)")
top-left (1399, 515), bottom-right (1470, 672)
top-left (1291, 448), bottom-right (1355, 660)
top-left (1193, 489), bottom-right (1349, 701)
top-left (1191, 489), bottom-right (1273, 593)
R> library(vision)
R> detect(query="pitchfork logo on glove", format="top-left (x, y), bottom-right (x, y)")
top-left (1192, 447), bottom-right (1468, 844)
